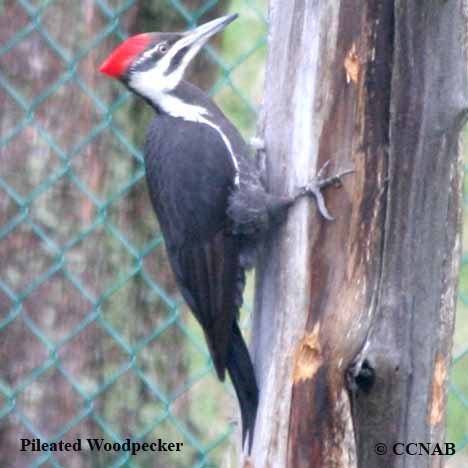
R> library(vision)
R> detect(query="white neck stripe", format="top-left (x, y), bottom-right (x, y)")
top-left (155, 93), bottom-right (240, 185)
top-left (200, 117), bottom-right (240, 186)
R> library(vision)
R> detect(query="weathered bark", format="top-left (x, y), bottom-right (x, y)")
top-left (252, 1), bottom-right (467, 467)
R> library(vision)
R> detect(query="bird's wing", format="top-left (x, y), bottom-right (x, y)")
top-left (169, 234), bottom-right (258, 449)
top-left (168, 232), bottom-right (241, 379)
top-left (144, 116), bottom-right (242, 379)
top-left (144, 116), bottom-right (258, 443)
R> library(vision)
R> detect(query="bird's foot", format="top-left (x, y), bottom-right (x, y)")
top-left (296, 161), bottom-right (354, 220)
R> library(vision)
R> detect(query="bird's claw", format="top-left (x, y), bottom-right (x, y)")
top-left (297, 162), bottom-right (354, 221)
top-left (316, 160), bottom-right (331, 179)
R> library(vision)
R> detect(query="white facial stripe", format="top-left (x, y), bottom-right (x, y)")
top-left (130, 36), bottom-right (203, 95)
top-left (163, 42), bottom-right (203, 90)
top-left (132, 43), bottom-right (161, 69)
top-left (130, 15), bottom-right (235, 94)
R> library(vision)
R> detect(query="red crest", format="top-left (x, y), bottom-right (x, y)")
top-left (99, 33), bottom-right (153, 78)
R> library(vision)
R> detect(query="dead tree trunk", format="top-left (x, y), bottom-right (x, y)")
top-left (252, 1), bottom-right (468, 467)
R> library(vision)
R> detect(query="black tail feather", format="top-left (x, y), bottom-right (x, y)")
top-left (227, 322), bottom-right (259, 453)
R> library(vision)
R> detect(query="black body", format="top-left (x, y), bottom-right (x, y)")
top-left (144, 81), bottom-right (289, 449)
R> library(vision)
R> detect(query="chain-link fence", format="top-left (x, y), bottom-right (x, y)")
top-left (0, 1), bottom-right (466, 467)
top-left (449, 171), bottom-right (468, 463)
top-left (0, 1), bottom-right (266, 466)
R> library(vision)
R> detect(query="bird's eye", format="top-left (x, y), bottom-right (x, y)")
top-left (158, 43), bottom-right (168, 54)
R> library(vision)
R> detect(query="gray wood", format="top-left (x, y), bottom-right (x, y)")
top-left (251, 1), bottom-right (467, 467)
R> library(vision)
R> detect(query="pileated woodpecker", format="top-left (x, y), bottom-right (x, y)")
top-left (99, 14), bottom-right (351, 451)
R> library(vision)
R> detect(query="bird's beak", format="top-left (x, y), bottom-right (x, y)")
top-left (182, 14), bottom-right (238, 50)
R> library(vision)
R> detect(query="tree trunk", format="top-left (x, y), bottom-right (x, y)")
top-left (251, 1), bottom-right (467, 467)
